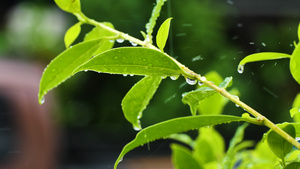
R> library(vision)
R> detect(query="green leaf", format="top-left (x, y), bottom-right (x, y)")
top-left (38, 39), bottom-right (102, 104)
top-left (222, 123), bottom-right (249, 169)
top-left (75, 47), bottom-right (184, 77)
top-left (193, 127), bottom-right (225, 165)
top-left (64, 22), bottom-right (82, 48)
top-left (182, 77), bottom-right (233, 115)
top-left (122, 76), bottom-right (162, 131)
top-left (114, 114), bottom-right (245, 169)
top-left (291, 93), bottom-right (300, 122)
top-left (284, 162), bottom-right (300, 169)
top-left (168, 133), bottom-right (195, 148)
top-left (83, 22), bottom-right (115, 55)
top-left (238, 52), bottom-right (291, 73)
top-left (145, 0), bottom-right (167, 43)
top-left (54, 0), bottom-right (81, 13)
top-left (267, 124), bottom-right (295, 159)
top-left (171, 144), bottom-right (203, 169)
top-left (156, 18), bottom-right (172, 51)
top-left (290, 44), bottom-right (300, 84)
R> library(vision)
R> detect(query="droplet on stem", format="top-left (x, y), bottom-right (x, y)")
top-left (185, 78), bottom-right (197, 85)
top-left (130, 41), bottom-right (138, 46)
top-left (170, 75), bottom-right (179, 80)
top-left (237, 65), bottom-right (244, 74)
top-left (116, 38), bottom-right (124, 43)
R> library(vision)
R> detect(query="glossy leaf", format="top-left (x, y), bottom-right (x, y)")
top-left (171, 144), bottom-right (203, 169)
top-left (38, 39), bottom-right (102, 104)
top-left (83, 22), bottom-right (115, 55)
top-left (64, 22), bottom-right (81, 48)
top-left (238, 52), bottom-right (291, 73)
top-left (291, 93), bottom-right (300, 122)
top-left (54, 0), bottom-right (81, 13)
top-left (114, 114), bottom-right (245, 169)
top-left (182, 77), bottom-right (233, 115)
top-left (284, 162), bottom-right (300, 169)
top-left (193, 127), bottom-right (225, 165)
top-left (267, 124), bottom-right (295, 159)
top-left (222, 123), bottom-right (248, 169)
top-left (156, 18), bottom-right (172, 51)
top-left (290, 44), bottom-right (300, 84)
top-left (75, 47), bottom-right (184, 76)
top-left (122, 76), bottom-right (162, 131)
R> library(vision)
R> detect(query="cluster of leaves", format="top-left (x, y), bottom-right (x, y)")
top-left (39, 0), bottom-right (300, 169)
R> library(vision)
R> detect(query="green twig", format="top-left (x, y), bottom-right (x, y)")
top-left (74, 9), bottom-right (300, 150)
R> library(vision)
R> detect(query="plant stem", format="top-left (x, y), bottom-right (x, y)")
top-left (76, 11), bottom-right (300, 150)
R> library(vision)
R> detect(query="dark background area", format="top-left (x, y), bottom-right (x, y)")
top-left (0, 0), bottom-right (300, 168)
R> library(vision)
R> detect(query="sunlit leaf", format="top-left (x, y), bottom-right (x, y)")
top-left (64, 22), bottom-right (82, 48)
top-left (290, 44), bottom-right (300, 84)
top-left (238, 52), bottom-right (291, 73)
top-left (291, 93), bottom-right (300, 122)
top-left (75, 47), bottom-right (184, 77)
top-left (171, 144), bottom-right (203, 169)
top-left (38, 39), bottom-right (102, 104)
top-left (156, 18), bottom-right (172, 51)
top-left (114, 114), bottom-right (245, 169)
top-left (284, 162), bottom-right (300, 169)
top-left (122, 76), bottom-right (162, 131)
top-left (222, 123), bottom-right (249, 169)
top-left (193, 127), bottom-right (225, 165)
top-left (84, 22), bottom-right (115, 55)
top-left (267, 124), bottom-right (295, 159)
top-left (54, 0), bottom-right (81, 13)
top-left (182, 77), bottom-right (232, 115)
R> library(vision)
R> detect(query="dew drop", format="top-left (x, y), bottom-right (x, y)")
top-left (84, 70), bottom-right (88, 72)
top-left (109, 40), bottom-right (114, 43)
top-left (161, 76), bottom-right (167, 79)
top-left (118, 157), bottom-right (123, 163)
top-left (116, 38), bottom-right (124, 43)
top-left (129, 74), bottom-right (134, 77)
top-left (186, 78), bottom-right (197, 85)
top-left (199, 76), bottom-right (206, 82)
top-left (137, 111), bottom-right (142, 119)
top-left (123, 74), bottom-right (128, 77)
top-left (69, 46), bottom-right (73, 48)
top-left (182, 92), bottom-right (187, 97)
top-left (237, 65), bottom-right (244, 74)
top-left (170, 75), bottom-right (179, 80)
top-left (130, 41), bottom-right (138, 46)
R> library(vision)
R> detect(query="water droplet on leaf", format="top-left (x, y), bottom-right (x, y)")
top-left (198, 81), bottom-right (204, 86)
top-left (133, 120), bottom-right (142, 131)
top-left (123, 74), bottom-right (128, 77)
top-left (185, 78), bottom-right (197, 85)
top-left (109, 40), bottom-right (114, 43)
top-left (40, 96), bottom-right (45, 104)
top-left (84, 70), bottom-right (88, 72)
top-left (237, 65), bottom-right (244, 74)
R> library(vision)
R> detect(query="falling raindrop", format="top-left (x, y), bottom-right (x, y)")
top-left (192, 55), bottom-right (203, 62)
top-left (185, 78), bottom-right (197, 85)
top-left (227, 0), bottom-right (234, 5)
top-left (170, 75), bottom-right (179, 80)
top-left (262, 42), bottom-right (266, 47)
top-left (237, 65), bottom-right (244, 74)
top-left (116, 38), bottom-right (124, 43)
top-left (130, 41), bottom-right (138, 46)
top-left (249, 42), bottom-right (254, 45)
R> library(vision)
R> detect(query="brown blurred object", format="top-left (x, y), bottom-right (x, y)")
top-left (0, 59), bottom-right (57, 169)
top-left (123, 156), bottom-right (173, 169)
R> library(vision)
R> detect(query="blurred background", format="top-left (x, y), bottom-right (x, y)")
top-left (0, 0), bottom-right (300, 168)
